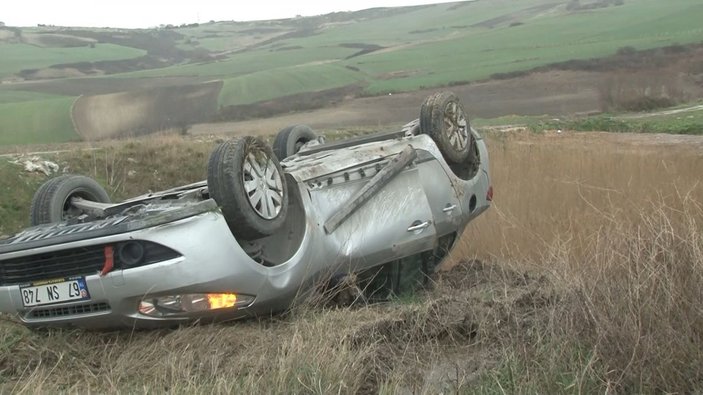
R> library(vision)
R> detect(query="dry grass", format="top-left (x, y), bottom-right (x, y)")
top-left (457, 130), bottom-right (703, 261)
top-left (1, 130), bottom-right (702, 393)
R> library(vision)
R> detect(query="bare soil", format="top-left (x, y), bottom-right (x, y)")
top-left (72, 80), bottom-right (223, 140)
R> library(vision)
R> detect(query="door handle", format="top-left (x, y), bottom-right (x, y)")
top-left (407, 220), bottom-right (431, 232)
top-left (442, 204), bottom-right (457, 214)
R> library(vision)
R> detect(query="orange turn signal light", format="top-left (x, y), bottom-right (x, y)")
top-left (206, 293), bottom-right (238, 309)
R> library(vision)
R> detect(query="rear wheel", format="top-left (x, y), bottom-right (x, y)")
top-left (30, 175), bottom-right (111, 225)
top-left (208, 136), bottom-right (288, 240)
top-left (272, 125), bottom-right (317, 160)
top-left (420, 91), bottom-right (473, 164)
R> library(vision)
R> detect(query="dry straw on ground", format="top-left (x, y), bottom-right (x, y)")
top-left (0, 131), bottom-right (701, 393)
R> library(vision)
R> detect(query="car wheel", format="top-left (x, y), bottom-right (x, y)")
top-left (208, 136), bottom-right (289, 240)
top-left (30, 174), bottom-right (111, 225)
top-left (272, 124), bottom-right (317, 160)
top-left (420, 91), bottom-right (472, 164)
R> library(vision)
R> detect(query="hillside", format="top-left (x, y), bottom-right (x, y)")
top-left (1, 0), bottom-right (703, 144)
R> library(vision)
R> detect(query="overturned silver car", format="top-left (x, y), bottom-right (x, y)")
top-left (0, 92), bottom-right (492, 329)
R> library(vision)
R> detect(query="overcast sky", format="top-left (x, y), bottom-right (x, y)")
top-left (3, 0), bottom-right (451, 28)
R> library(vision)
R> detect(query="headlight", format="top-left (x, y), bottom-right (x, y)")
top-left (138, 293), bottom-right (255, 317)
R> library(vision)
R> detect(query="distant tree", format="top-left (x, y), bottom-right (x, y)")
top-left (0, 21), bottom-right (5, 27)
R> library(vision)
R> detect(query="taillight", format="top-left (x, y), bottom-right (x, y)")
top-left (486, 185), bottom-right (493, 201)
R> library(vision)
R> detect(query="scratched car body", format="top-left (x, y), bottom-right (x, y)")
top-left (0, 92), bottom-right (491, 329)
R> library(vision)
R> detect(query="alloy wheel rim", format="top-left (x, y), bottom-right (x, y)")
top-left (242, 151), bottom-right (284, 219)
top-left (443, 101), bottom-right (469, 151)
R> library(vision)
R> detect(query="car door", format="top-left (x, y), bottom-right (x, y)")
top-left (416, 155), bottom-right (464, 237)
top-left (309, 165), bottom-right (437, 272)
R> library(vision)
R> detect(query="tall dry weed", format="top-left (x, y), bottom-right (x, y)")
top-left (584, 202), bottom-right (700, 390)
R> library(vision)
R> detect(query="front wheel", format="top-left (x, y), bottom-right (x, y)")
top-left (30, 174), bottom-right (111, 225)
top-left (207, 136), bottom-right (289, 240)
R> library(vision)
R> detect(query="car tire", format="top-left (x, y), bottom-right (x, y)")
top-left (272, 124), bottom-right (317, 160)
top-left (420, 91), bottom-right (473, 164)
top-left (30, 174), bottom-right (111, 225)
top-left (208, 136), bottom-right (289, 240)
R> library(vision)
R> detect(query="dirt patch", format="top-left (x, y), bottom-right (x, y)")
top-left (72, 80), bottom-right (223, 140)
top-left (376, 69), bottom-right (423, 80)
top-left (5, 76), bottom-right (212, 97)
top-left (215, 84), bottom-right (365, 124)
top-left (0, 27), bottom-right (20, 42)
top-left (340, 43), bottom-right (385, 59)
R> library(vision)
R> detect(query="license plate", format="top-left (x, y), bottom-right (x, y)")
top-left (20, 277), bottom-right (90, 307)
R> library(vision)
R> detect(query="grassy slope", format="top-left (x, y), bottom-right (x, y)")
top-left (0, 90), bottom-right (65, 104)
top-left (2, 0), bottom-right (703, 144)
top-left (0, 43), bottom-right (146, 78)
top-left (102, 0), bottom-right (703, 102)
top-left (0, 135), bottom-right (214, 235)
top-left (351, 0), bottom-right (703, 93)
top-left (218, 63), bottom-right (366, 106)
top-left (139, 0), bottom-right (703, 94)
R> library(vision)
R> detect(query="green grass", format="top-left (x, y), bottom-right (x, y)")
top-left (218, 63), bottom-right (365, 106)
top-left (539, 110), bottom-right (703, 135)
top-left (0, 161), bottom-right (44, 235)
top-left (0, 136), bottom-right (215, 235)
top-left (0, 43), bottom-right (146, 79)
top-left (351, 0), bottom-right (703, 93)
top-left (480, 102), bottom-right (703, 135)
top-left (109, 0), bottom-right (703, 93)
top-left (0, 97), bottom-right (79, 145)
top-left (0, 89), bottom-right (67, 104)
top-left (3, 0), bottom-right (703, 144)
top-left (120, 45), bottom-right (358, 78)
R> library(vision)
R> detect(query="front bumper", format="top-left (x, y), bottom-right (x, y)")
top-left (0, 211), bottom-right (273, 329)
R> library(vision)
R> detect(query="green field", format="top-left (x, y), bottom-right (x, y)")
top-left (218, 63), bottom-right (366, 106)
top-left (344, 0), bottom-right (703, 93)
top-left (0, 43), bottom-right (146, 79)
top-left (2, 0), bottom-right (703, 144)
top-left (0, 89), bottom-right (66, 104)
top-left (0, 96), bottom-right (79, 145)
top-left (108, 0), bottom-right (703, 94)
top-left (119, 45), bottom-right (359, 79)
